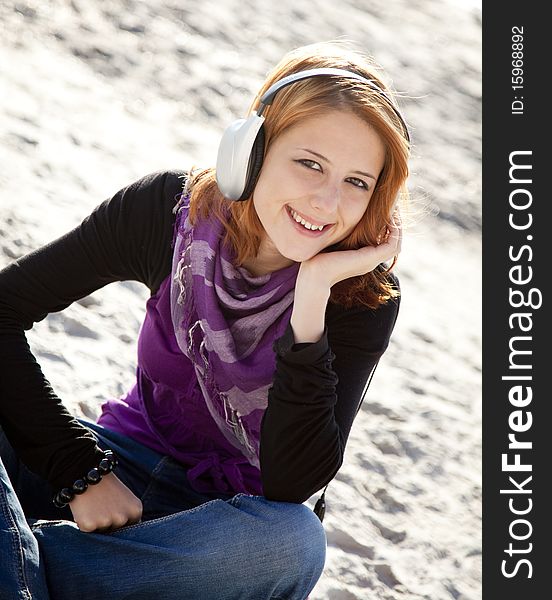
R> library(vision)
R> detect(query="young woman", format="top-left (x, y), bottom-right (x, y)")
top-left (0, 41), bottom-right (409, 599)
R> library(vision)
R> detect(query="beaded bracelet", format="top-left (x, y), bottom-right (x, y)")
top-left (52, 450), bottom-right (118, 508)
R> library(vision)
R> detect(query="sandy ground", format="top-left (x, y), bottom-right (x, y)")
top-left (0, 1), bottom-right (481, 598)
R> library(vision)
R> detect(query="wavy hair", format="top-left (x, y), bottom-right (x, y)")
top-left (185, 40), bottom-right (410, 309)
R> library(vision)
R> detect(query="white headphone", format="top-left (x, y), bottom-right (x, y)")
top-left (215, 67), bottom-right (410, 201)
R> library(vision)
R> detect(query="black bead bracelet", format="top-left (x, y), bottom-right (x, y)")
top-left (52, 450), bottom-right (118, 508)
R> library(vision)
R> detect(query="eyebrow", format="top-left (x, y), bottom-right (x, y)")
top-left (298, 147), bottom-right (377, 181)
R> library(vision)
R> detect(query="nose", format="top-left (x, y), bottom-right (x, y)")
top-left (309, 185), bottom-right (340, 217)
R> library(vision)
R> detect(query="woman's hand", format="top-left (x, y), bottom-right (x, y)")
top-left (290, 212), bottom-right (401, 344)
top-left (68, 472), bottom-right (143, 533)
top-left (301, 210), bottom-right (402, 288)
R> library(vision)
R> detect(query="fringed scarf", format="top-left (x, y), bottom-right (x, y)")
top-left (170, 194), bottom-right (300, 468)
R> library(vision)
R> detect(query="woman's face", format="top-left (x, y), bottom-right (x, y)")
top-left (250, 109), bottom-right (386, 272)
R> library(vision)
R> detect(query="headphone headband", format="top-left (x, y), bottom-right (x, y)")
top-left (256, 67), bottom-right (410, 144)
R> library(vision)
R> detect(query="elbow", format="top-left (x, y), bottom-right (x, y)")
top-left (261, 459), bottom-right (343, 505)
top-left (262, 482), bottom-right (313, 505)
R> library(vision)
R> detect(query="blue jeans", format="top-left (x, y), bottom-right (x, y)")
top-left (0, 419), bottom-right (326, 599)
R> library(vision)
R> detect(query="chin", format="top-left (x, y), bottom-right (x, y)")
top-left (281, 249), bottom-right (320, 263)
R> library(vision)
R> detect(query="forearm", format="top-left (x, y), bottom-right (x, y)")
top-left (260, 321), bottom-right (341, 503)
top-left (0, 306), bottom-right (106, 489)
top-left (261, 274), bottom-right (401, 503)
top-left (289, 267), bottom-right (330, 344)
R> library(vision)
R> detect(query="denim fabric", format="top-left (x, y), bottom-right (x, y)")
top-left (0, 419), bottom-right (326, 599)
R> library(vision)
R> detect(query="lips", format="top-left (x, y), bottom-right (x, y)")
top-left (285, 205), bottom-right (334, 237)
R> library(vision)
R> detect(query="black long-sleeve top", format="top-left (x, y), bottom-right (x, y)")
top-left (0, 170), bottom-right (400, 503)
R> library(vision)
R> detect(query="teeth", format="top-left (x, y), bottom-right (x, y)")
top-left (290, 207), bottom-right (324, 231)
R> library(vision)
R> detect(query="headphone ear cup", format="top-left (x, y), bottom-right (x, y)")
top-left (216, 113), bottom-right (265, 200)
top-left (238, 125), bottom-right (265, 201)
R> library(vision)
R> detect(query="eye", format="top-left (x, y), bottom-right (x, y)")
top-left (346, 177), bottom-right (369, 191)
top-left (295, 159), bottom-right (370, 191)
top-left (295, 159), bottom-right (322, 172)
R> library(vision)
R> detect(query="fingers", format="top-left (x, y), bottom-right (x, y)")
top-left (380, 212), bottom-right (401, 255)
top-left (391, 208), bottom-right (402, 254)
top-left (75, 499), bottom-right (143, 533)
top-left (78, 514), bottom-right (141, 533)
top-left (99, 516), bottom-right (141, 533)
top-left (77, 517), bottom-right (123, 533)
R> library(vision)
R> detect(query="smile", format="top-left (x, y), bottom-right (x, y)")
top-left (285, 205), bottom-right (334, 237)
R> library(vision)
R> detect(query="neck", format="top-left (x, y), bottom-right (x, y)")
top-left (241, 236), bottom-right (295, 277)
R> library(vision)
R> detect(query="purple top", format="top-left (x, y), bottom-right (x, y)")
top-left (97, 273), bottom-right (264, 496)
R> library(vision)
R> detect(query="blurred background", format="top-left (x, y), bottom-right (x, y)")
top-left (1, 1), bottom-right (481, 598)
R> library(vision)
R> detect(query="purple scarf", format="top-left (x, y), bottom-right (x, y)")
top-left (169, 194), bottom-right (300, 468)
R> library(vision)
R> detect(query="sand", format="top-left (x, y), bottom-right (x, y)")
top-left (0, 1), bottom-right (481, 598)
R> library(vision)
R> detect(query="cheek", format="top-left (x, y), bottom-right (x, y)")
top-left (251, 192), bottom-right (283, 233)
top-left (344, 199), bottom-right (370, 228)
top-left (252, 197), bottom-right (270, 228)
top-left (333, 202), bottom-right (370, 243)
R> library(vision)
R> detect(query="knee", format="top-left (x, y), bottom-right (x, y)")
top-left (237, 496), bottom-right (327, 585)
top-left (274, 500), bottom-right (326, 565)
